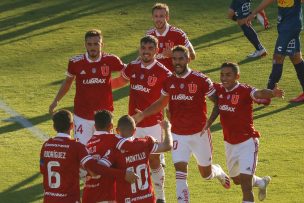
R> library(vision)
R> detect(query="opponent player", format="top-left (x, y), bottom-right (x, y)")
top-left (146, 3), bottom-right (196, 71)
top-left (100, 115), bottom-right (173, 203)
top-left (40, 110), bottom-right (138, 203)
top-left (83, 110), bottom-right (157, 203)
top-left (111, 35), bottom-right (172, 202)
top-left (133, 46), bottom-right (230, 202)
top-left (247, 0), bottom-right (304, 103)
top-left (204, 62), bottom-right (284, 202)
top-left (228, 0), bottom-right (267, 58)
top-left (49, 29), bottom-right (126, 144)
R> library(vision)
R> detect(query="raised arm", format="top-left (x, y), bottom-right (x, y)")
top-left (132, 94), bottom-right (169, 123)
top-left (49, 76), bottom-right (74, 114)
top-left (154, 120), bottom-right (173, 153)
top-left (188, 44), bottom-right (196, 60)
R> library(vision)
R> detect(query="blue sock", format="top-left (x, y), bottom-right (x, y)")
top-left (267, 64), bottom-right (283, 89)
top-left (293, 60), bottom-right (304, 92)
top-left (240, 24), bottom-right (264, 51)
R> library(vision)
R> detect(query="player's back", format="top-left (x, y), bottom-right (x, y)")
top-left (40, 135), bottom-right (87, 203)
top-left (113, 137), bottom-right (158, 203)
top-left (83, 132), bottom-right (124, 203)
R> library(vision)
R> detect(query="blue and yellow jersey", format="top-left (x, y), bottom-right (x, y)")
top-left (277, 0), bottom-right (302, 30)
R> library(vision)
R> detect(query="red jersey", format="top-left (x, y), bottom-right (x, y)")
top-left (162, 70), bottom-right (215, 135)
top-left (67, 52), bottom-right (125, 120)
top-left (146, 24), bottom-right (192, 71)
top-left (102, 137), bottom-right (158, 203)
top-left (214, 83), bottom-right (260, 144)
top-left (83, 131), bottom-right (150, 203)
top-left (40, 133), bottom-right (93, 203)
top-left (122, 60), bottom-right (172, 127)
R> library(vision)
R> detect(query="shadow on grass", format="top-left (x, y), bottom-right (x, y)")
top-left (0, 0), bottom-right (138, 43)
top-left (0, 172), bottom-right (43, 203)
top-left (209, 103), bottom-right (303, 133)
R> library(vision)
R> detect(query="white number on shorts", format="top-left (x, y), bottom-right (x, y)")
top-left (76, 124), bottom-right (83, 134)
top-left (47, 161), bottom-right (61, 188)
top-left (127, 163), bottom-right (149, 193)
top-left (173, 140), bottom-right (178, 150)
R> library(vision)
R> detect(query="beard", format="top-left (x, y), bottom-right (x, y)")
top-left (174, 64), bottom-right (187, 75)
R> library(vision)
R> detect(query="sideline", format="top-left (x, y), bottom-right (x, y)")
top-left (0, 100), bottom-right (49, 141)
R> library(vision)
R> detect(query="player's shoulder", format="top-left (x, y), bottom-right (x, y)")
top-left (129, 59), bottom-right (141, 65)
top-left (69, 54), bottom-right (85, 63)
top-left (102, 52), bottom-right (121, 61)
top-left (169, 25), bottom-right (187, 35)
top-left (190, 70), bottom-right (209, 79)
top-left (155, 61), bottom-right (171, 72)
top-left (146, 27), bottom-right (157, 35)
top-left (239, 83), bottom-right (253, 90)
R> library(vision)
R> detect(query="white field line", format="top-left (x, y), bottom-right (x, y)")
top-left (0, 100), bottom-right (49, 141)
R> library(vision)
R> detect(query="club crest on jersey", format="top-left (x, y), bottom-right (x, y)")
top-left (147, 76), bottom-right (157, 86)
top-left (92, 68), bottom-right (96, 74)
top-left (180, 83), bottom-right (185, 89)
top-left (231, 94), bottom-right (239, 105)
top-left (165, 41), bottom-right (174, 48)
top-left (101, 64), bottom-right (109, 76)
top-left (188, 84), bottom-right (197, 94)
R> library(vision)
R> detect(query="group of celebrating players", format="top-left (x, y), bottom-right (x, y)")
top-left (40, 1), bottom-right (303, 203)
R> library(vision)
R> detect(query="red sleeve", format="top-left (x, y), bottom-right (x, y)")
top-left (110, 55), bottom-right (126, 72)
top-left (161, 77), bottom-right (170, 96)
top-left (176, 29), bottom-right (191, 48)
top-left (84, 159), bottom-right (125, 179)
top-left (121, 63), bottom-right (132, 80)
top-left (39, 143), bottom-right (45, 174)
top-left (202, 75), bottom-right (215, 97)
top-left (67, 59), bottom-right (76, 77)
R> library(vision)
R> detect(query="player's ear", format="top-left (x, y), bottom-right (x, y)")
top-left (166, 15), bottom-right (169, 22)
top-left (116, 127), bottom-right (120, 134)
top-left (236, 73), bottom-right (240, 80)
top-left (108, 123), bottom-right (114, 132)
top-left (69, 122), bottom-right (74, 131)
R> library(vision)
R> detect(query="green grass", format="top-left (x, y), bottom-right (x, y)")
top-left (1, 0), bottom-right (304, 202)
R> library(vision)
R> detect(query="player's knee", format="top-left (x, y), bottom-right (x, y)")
top-left (273, 54), bottom-right (285, 64)
top-left (198, 165), bottom-right (212, 179)
top-left (232, 177), bottom-right (241, 185)
top-left (290, 53), bottom-right (303, 64)
top-left (174, 162), bottom-right (188, 173)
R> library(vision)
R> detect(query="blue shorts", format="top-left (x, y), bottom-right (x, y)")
top-left (230, 0), bottom-right (251, 20)
top-left (274, 28), bottom-right (301, 56)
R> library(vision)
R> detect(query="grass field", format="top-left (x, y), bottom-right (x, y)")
top-left (1, 0), bottom-right (304, 202)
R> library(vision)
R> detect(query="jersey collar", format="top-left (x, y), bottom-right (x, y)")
top-left (224, 82), bottom-right (240, 92)
top-left (85, 52), bottom-right (102, 63)
top-left (175, 68), bottom-right (191, 79)
top-left (56, 133), bottom-right (71, 138)
top-left (155, 23), bottom-right (170, 37)
top-left (94, 131), bottom-right (109, 135)
top-left (141, 59), bottom-right (157, 70)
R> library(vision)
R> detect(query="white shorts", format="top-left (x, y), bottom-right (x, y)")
top-left (172, 131), bottom-right (213, 166)
top-left (225, 138), bottom-right (259, 178)
top-left (135, 124), bottom-right (163, 141)
top-left (74, 114), bottom-right (95, 145)
top-left (135, 124), bottom-right (162, 154)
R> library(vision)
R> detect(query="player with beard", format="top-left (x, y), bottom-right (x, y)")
top-left (111, 35), bottom-right (172, 203)
top-left (49, 29), bottom-right (126, 145)
top-left (146, 3), bottom-right (196, 72)
top-left (133, 45), bottom-right (230, 203)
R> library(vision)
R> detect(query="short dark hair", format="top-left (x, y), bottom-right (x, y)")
top-left (85, 29), bottom-right (102, 41)
top-left (140, 35), bottom-right (158, 48)
top-left (172, 45), bottom-right (189, 58)
top-left (220, 62), bottom-right (240, 75)
top-left (152, 3), bottom-right (169, 16)
top-left (52, 110), bottom-right (72, 133)
top-left (94, 110), bottom-right (113, 130)
top-left (117, 115), bottom-right (136, 131)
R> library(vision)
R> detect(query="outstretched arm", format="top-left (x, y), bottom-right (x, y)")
top-left (49, 76), bottom-right (74, 114)
top-left (254, 83), bottom-right (285, 99)
top-left (132, 94), bottom-right (169, 124)
top-left (111, 73), bottom-right (129, 90)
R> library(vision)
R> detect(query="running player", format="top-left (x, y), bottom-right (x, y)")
top-left (204, 62), bottom-right (284, 202)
